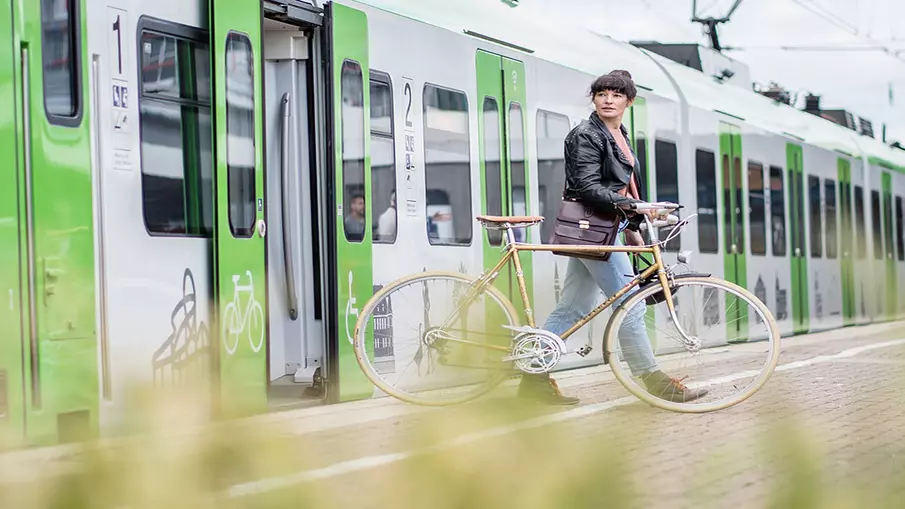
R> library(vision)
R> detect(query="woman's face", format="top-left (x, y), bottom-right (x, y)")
top-left (593, 89), bottom-right (633, 122)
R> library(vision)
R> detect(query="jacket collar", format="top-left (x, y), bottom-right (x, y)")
top-left (588, 112), bottom-right (629, 140)
top-left (588, 112), bottom-right (636, 169)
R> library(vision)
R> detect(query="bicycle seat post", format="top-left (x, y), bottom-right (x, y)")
top-left (504, 224), bottom-right (516, 246)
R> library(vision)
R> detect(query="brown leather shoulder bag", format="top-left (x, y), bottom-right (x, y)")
top-left (547, 200), bottom-right (621, 261)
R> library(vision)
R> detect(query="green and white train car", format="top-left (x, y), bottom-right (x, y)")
top-left (2, 0), bottom-right (903, 448)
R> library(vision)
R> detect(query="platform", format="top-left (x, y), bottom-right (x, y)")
top-left (2, 321), bottom-right (905, 508)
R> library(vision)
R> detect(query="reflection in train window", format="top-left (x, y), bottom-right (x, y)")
top-left (423, 84), bottom-right (471, 246)
top-left (748, 162), bottom-right (766, 255)
top-left (370, 72), bottom-right (396, 244)
top-left (825, 179), bottom-right (837, 259)
top-left (655, 140), bottom-right (680, 251)
top-left (769, 166), bottom-right (786, 256)
top-left (509, 103), bottom-right (526, 242)
top-left (808, 175), bottom-right (822, 258)
top-left (139, 30), bottom-right (212, 236)
top-left (225, 33), bottom-right (257, 238)
top-left (41, 0), bottom-right (80, 120)
top-left (536, 110), bottom-right (570, 243)
top-left (341, 60), bottom-right (366, 243)
top-left (695, 149), bottom-right (718, 253)
top-left (482, 98), bottom-right (502, 246)
top-left (896, 196), bottom-right (904, 261)
top-left (854, 186), bottom-right (866, 259)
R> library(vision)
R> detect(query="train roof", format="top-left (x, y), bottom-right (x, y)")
top-left (344, 0), bottom-right (905, 172)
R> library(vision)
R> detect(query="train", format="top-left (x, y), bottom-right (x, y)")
top-left (1, 0), bottom-right (903, 449)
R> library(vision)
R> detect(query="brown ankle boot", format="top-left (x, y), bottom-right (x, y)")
top-left (517, 373), bottom-right (580, 405)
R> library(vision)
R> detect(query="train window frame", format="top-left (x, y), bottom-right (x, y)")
top-left (369, 70), bottom-right (397, 245)
top-left (422, 82), bottom-right (473, 247)
top-left (136, 18), bottom-right (213, 238)
top-left (694, 148), bottom-right (719, 254)
top-left (748, 161), bottom-right (767, 256)
top-left (807, 174), bottom-right (822, 258)
top-left (224, 31), bottom-right (257, 239)
top-left (340, 59), bottom-right (367, 243)
top-left (40, 0), bottom-right (83, 126)
top-left (654, 138), bottom-right (680, 251)
top-left (769, 166), bottom-right (786, 257)
top-left (535, 109), bottom-right (570, 244)
top-left (824, 178), bottom-right (838, 259)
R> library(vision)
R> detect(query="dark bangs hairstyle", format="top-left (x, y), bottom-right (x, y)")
top-left (589, 70), bottom-right (637, 101)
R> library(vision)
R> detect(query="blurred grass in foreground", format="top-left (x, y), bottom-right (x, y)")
top-left (0, 380), bottom-right (903, 509)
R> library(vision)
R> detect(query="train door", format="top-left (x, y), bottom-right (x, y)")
top-left (12, 0), bottom-right (98, 445)
top-left (786, 143), bottom-right (809, 333)
top-left (476, 49), bottom-right (532, 307)
top-left (881, 172), bottom-right (896, 319)
top-left (0, 0), bottom-right (25, 446)
top-left (838, 158), bottom-right (855, 326)
top-left (325, 2), bottom-right (375, 402)
top-left (209, 0), bottom-right (268, 417)
top-left (719, 123), bottom-right (748, 340)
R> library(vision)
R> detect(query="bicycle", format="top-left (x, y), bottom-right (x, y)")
top-left (352, 202), bottom-right (781, 413)
top-left (222, 271), bottom-right (265, 355)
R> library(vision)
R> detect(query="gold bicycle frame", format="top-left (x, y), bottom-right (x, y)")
top-left (471, 222), bottom-right (678, 341)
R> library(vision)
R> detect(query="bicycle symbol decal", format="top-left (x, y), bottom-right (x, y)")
top-left (346, 270), bottom-right (359, 345)
top-left (222, 271), bottom-right (265, 355)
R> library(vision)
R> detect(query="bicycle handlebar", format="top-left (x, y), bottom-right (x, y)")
top-left (622, 201), bottom-right (683, 211)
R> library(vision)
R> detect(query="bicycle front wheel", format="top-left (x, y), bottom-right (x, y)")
top-left (353, 271), bottom-right (520, 406)
top-left (604, 276), bottom-right (781, 413)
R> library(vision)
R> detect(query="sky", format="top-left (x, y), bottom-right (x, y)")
top-left (529, 0), bottom-right (905, 143)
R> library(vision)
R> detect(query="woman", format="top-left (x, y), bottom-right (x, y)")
top-left (518, 70), bottom-right (708, 405)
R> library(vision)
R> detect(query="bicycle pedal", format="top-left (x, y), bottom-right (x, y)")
top-left (576, 344), bottom-right (593, 357)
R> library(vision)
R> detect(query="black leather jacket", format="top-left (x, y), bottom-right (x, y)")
top-left (562, 113), bottom-right (645, 227)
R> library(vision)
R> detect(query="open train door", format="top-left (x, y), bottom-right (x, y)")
top-left (324, 2), bottom-right (375, 402)
top-left (210, 0), bottom-right (268, 417)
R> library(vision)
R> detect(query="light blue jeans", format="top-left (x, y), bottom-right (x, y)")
top-left (543, 226), bottom-right (659, 376)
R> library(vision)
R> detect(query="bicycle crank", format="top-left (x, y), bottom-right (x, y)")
top-left (501, 326), bottom-right (567, 375)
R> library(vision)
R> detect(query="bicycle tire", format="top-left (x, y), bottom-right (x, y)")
top-left (603, 276), bottom-right (781, 413)
top-left (352, 271), bottom-right (521, 406)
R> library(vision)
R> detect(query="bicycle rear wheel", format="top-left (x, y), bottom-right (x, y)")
top-left (353, 271), bottom-right (520, 406)
top-left (603, 276), bottom-right (780, 413)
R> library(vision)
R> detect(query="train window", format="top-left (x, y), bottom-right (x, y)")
top-left (482, 98), bottom-right (502, 246)
top-left (340, 60), bottom-right (366, 243)
top-left (695, 149), bottom-right (718, 253)
top-left (509, 103), bottom-right (527, 221)
top-left (536, 110), bottom-right (570, 243)
top-left (370, 72), bottom-right (396, 244)
top-left (883, 188), bottom-right (894, 262)
top-left (139, 30), bottom-right (212, 236)
top-left (769, 166), bottom-right (786, 256)
top-left (655, 139), bottom-right (680, 251)
top-left (896, 196), bottom-right (904, 261)
top-left (871, 189), bottom-right (883, 260)
top-left (41, 0), bottom-right (81, 122)
top-left (854, 186), bottom-right (866, 259)
top-left (225, 33), bottom-right (256, 238)
top-left (808, 175), bottom-right (822, 258)
top-left (748, 162), bottom-right (766, 255)
top-left (423, 84), bottom-right (472, 245)
top-left (825, 179), bottom-right (837, 259)
top-left (636, 136), bottom-right (648, 195)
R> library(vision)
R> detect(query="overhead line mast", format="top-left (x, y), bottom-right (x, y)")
top-left (691, 0), bottom-right (744, 52)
